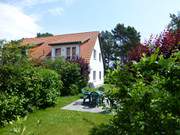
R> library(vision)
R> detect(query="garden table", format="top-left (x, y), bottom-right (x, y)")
top-left (82, 89), bottom-right (105, 106)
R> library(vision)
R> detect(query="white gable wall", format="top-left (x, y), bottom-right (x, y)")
top-left (50, 37), bottom-right (104, 87)
top-left (88, 37), bottom-right (104, 87)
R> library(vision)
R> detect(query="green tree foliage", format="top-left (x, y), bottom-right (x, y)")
top-left (100, 24), bottom-right (140, 70)
top-left (100, 31), bottom-right (115, 70)
top-left (112, 24), bottom-right (141, 63)
top-left (90, 51), bottom-right (180, 135)
top-left (43, 58), bottom-right (85, 96)
top-left (168, 12), bottom-right (180, 31)
top-left (0, 41), bottom-right (62, 126)
top-left (0, 40), bottom-right (29, 66)
top-left (37, 32), bottom-right (53, 38)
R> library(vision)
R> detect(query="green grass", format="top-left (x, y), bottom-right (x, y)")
top-left (0, 96), bottom-right (111, 135)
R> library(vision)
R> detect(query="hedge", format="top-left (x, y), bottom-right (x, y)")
top-left (0, 65), bottom-right (62, 126)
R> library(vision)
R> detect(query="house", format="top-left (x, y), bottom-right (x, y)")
top-left (23, 31), bottom-right (104, 87)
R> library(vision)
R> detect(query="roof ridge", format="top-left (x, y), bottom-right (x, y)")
top-left (24, 31), bottom-right (99, 40)
top-left (55, 31), bottom-right (99, 36)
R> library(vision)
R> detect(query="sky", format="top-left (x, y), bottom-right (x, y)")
top-left (0, 0), bottom-right (180, 41)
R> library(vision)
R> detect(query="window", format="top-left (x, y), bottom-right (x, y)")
top-left (72, 47), bottom-right (76, 58)
top-left (55, 48), bottom-right (61, 57)
top-left (66, 47), bottom-right (71, 59)
top-left (99, 71), bottom-right (101, 80)
top-left (93, 71), bottom-right (96, 81)
top-left (93, 49), bottom-right (96, 60)
top-left (99, 53), bottom-right (101, 62)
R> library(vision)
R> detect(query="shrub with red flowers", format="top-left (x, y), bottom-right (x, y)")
top-left (155, 29), bottom-right (178, 57)
top-left (128, 44), bottom-right (150, 61)
top-left (128, 28), bottom-right (180, 61)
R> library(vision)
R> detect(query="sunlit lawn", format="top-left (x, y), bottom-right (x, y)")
top-left (0, 95), bottom-right (111, 135)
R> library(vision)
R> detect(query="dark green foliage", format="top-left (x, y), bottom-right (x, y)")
top-left (0, 66), bottom-right (61, 126)
top-left (0, 41), bottom-right (62, 126)
top-left (100, 31), bottom-right (115, 70)
top-left (100, 24), bottom-right (140, 70)
top-left (0, 93), bottom-right (28, 127)
top-left (43, 58), bottom-right (85, 96)
top-left (36, 32), bottom-right (53, 38)
top-left (70, 58), bottom-right (90, 88)
top-left (35, 68), bottom-right (62, 107)
top-left (0, 66), bottom-right (61, 108)
top-left (168, 13), bottom-right (180, 31)
top-left (90, 51), bottom-right (180, 135)
top-left (112, 24), bottom-right (141, 63)
top-left (0, 40), bottom-right (29, 66)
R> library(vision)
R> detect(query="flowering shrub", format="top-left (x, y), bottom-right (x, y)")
top-left (128, 44), bottom-right (150, 61)
top-left (128, 29), bottom-right (180, 61)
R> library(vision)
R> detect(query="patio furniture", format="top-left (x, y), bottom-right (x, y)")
top-left (90, 91), bottom-right (104, 106)
top-left (81, 89), bottom-right (91, 104)
top-left (81, 88), bottom-right (106, 106)
top-left (90, 92), bottom-right (100, 106)
top-left (96, 90), bottom-right (104, 104)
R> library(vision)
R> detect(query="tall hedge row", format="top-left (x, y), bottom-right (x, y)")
top-left (0, 65), bottom-right (62, 126)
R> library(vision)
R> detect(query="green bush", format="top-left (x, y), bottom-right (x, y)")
top-left (0, 40), bottom-right (62, 127)
top-left (0, 65), bottom-right (61, 126)
top-left (35, 68), bottom-right (62, 108)
top-left (43, 58), bottom-right (83, 96)
top-left (0, 93), bottom-right (28, 126)
top-left (90, 51), bottom-right (180, 135)
top-left (0, 66), bottom-right (61, 108)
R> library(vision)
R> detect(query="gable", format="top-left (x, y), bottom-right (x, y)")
top-left (22, 31), bottom-right (99, 63)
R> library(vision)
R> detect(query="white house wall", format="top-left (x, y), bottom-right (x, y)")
top-left (89, 37), bottom-right (104, 87)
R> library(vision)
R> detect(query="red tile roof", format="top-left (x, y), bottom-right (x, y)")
top-left (22, 31), bottom-right (99, 63)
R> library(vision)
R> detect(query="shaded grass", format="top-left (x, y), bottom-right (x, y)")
top-left (0, 96), bottom-right (111, 135)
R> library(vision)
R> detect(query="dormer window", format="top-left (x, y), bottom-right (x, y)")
top-left (93, 49), bottom-right (96, 60)
top-left (55, 48), bottom-right (61, 57)
top-left (66, 47), bottom-right (71, 59)
top-left (72, 47), bottom-right (76, 59)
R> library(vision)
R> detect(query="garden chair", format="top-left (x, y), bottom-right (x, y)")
top-left (81, 89), bottom-right (91, 104)
top-left (90, 92), bottom-right (101, 106)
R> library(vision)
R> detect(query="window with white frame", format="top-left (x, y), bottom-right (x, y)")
top-left (72, 47), bottom-right (76, 58)
top-left (93, 49), bottom-right (96, 60)
top-left (66, 47), bottom-right (71, 59)
top-left (93, 71), bottom-right (96, 81)
top-left (55, 48), bottom-right (61, 57)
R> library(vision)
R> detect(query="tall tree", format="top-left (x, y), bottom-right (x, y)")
top-left (168, 12), bottom-right (180, 31)
top-left (100, 31), bottom-right (115, 70)
top-left (112, 24), bottom-right (141, 63)
top-left (37, 32), bottom-right (53, 38)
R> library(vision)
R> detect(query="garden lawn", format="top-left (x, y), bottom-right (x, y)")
top-left (0, 96), bottom-right (111, 135)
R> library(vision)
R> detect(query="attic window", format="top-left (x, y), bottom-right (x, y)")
top-left (55, 48), bottom-right (61, 56)
top-left (66, 47), bottom-right (71, 59)
top-left (72, 47), bottom-right (76, 58)
top-left (93, 49), bottom-right (96, 60)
